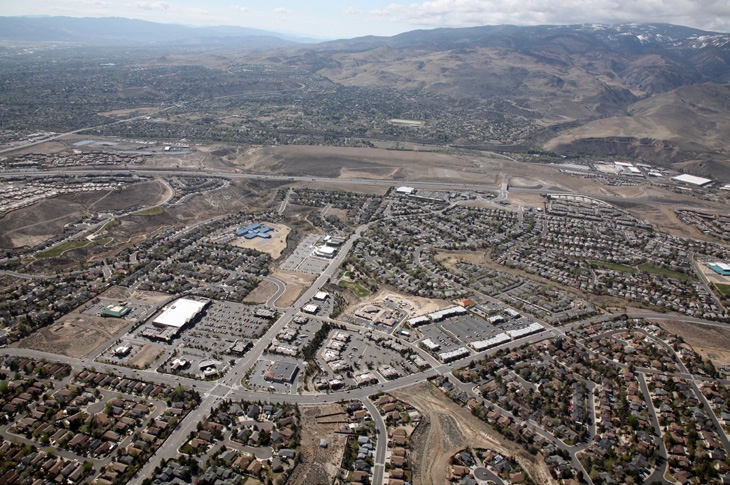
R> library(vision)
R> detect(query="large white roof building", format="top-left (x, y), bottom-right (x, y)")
top-left (153, 298), bottom-right (208, 328)
top-left (672, 174), bottom-right (713, 187)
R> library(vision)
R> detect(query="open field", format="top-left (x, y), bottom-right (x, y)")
top-left (337, 279), bottom-right (371, 298)
top-left (637, 263), bottom-right (692, 281)
top-left (36, 239), bottom-right (91, 259)
top-left (656, 320), bottom-right (730, 365)
top-left (392, 383), bottom-right (557, 485)
top-left (132, 206), bottom-right (164, 216)
top-left (0, 179), bottom-right (169, 250)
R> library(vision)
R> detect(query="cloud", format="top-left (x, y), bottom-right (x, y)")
top-left (274, 7), bottom-right (291, 14)
top-left (370, 0), bottom-right (730, 32)
top-left (344, 7), bottom-right (360, 15)
top-left (135, 1), bottom-right (169, 10)
top-left (230, 5), bottom-right (248, 13)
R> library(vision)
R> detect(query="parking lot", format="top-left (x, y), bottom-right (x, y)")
top-left (197, 301), bottom-right (275, 339)
top-left (311, 326), bottom-right (417, 390)
top-left (279, 234), bottom-right (333, 274)
top-left (417, 309), bottom-right (543, 356)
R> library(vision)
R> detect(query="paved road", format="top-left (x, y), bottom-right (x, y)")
top-left (637, 371), bottom-right (670, 484)
top-left (263, 276), bottom-right (287, 309)
top-left (363, 398), bottom-right (387, 485)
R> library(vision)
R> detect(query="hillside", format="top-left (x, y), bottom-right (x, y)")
top-left (544, 83), bottom-right (730, 178)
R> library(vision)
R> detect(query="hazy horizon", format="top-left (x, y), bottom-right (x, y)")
top-left (1, 0), bottom-right (728, 39)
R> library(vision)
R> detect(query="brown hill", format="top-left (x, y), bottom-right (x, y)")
top-left (545, 83), bottom-right (730, 176)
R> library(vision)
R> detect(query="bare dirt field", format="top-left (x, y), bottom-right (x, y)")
top-left (656, 320), bottom-right (730, 366)
top-left (391, 383), bottom-right (557, 485)
top-left (434, 249), bottom-right (488, 268)
top-left (243, 279), bottom-right (278, 304)
top-left (0, 180), bottom-right (168, 249)
top-left (270, 270), bottom-right (317, 308)
top-left (288, 404), bottom-right (349, 485)
top-left (15, 313), bottom-right (128, 359)
top-left (348, 288), bottom-right (450, 316)
top-left (231, 223), bottom-right (290, 258)
top-left (128, 345), bottom-right (164, 369)
top-left (506, 192), bottom-right (547, 209)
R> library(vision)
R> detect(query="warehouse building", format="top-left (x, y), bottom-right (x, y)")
top-left (672, 174), bottom-right (713, 187)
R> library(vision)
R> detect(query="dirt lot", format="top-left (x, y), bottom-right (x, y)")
top-left (243, 279), bottom-right (278, 304)
top-left (656, 320), bottom-right (730, 366)
top-left (269, 269), bottom-right (316, 307)
top-left (434, 249), bottom-right (488, 268)
top-left (14, 313), bottom-right (129, 359)
top-left (288, 404), bottom-right (349, 485)
top-left (128, 345), bottom-right (164, 369)
top-left (348, 288), bottom-right (450, 317)
top-left (231, 223), bottom-right (290, 258)
top-left (392, 383), bottom-right (558, 485)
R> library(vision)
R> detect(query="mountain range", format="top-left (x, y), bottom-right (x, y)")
top-left (2, 17), bottom-right (730, 176)
top-left (0, 16), bottom-right (318, 46)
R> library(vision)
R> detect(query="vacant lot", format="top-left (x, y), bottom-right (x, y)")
top-left (392, 382), bottom-right (558, 485)
top-left (657, 320), bottom-right (730, 365)
top-left (128, 344), bottom-right (165, 369)
top-left (269, 269), bottom-right (316, 308)
top-left (15, 313), bottom-right (129, 359)
top-left (242, 279), bottom-right (278, 304)
top-left (288, 404), bottom-right (349, 485)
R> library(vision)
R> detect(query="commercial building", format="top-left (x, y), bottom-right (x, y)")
top-left (101, 304), bottom-right (131, 318)
top-left (263, 361), bottom-right (299, 384)
top-left (709, 262), bottom-right (730, 276)
top-left (505, 322), bottom-right (545, 339)
top-left (314, 246), bottom-right (337, 258)
top-left (428, 306), bottom-right (467, 322)
top-left (420, 338), bottom-right (440, 351)
top-left (471, 333), bottom-right (511, 352)
top-left (302, 304), bottom-right (319, 314)
top-left (153, 298), bottom-right (209, 328)
top-left (438, 347), bottom-right (470, 363)
top-left (113, 344), bottom-right (132, 356)
top-left (143, 298), bottom-right (209, 342)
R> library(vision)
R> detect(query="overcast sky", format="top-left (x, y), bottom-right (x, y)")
top-left (3, 0), bottom-right (729, 39)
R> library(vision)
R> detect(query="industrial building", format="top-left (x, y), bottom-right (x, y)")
top-left (672, 174), bottom-right (713, 187)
